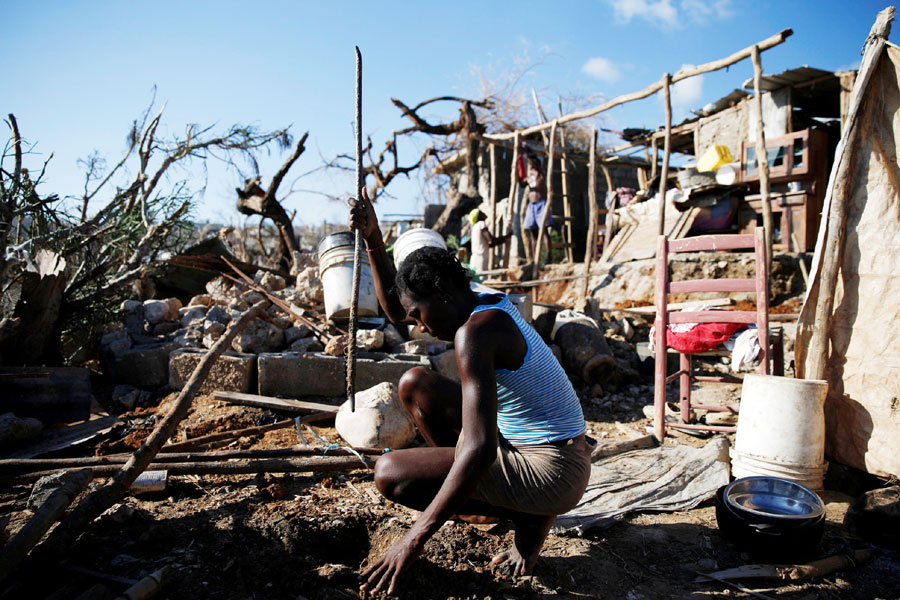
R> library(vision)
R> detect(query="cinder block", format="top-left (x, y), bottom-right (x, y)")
top-left (169, 349), bottom-right (257, 394)
top-left (108, 342), bottom-right (179, 388)
top-left (258, 352), bottom-right (431, 397)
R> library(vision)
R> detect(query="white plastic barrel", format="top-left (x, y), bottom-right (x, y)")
top-left (392, 228), bottom-right (447, 269)
top-left (731, 374), bottom-right (828, 490)
top-left (318, 232), bottom-right (379, 321)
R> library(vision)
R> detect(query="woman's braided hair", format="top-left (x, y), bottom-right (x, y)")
top-left (394, 246), bottom-right (471, 300)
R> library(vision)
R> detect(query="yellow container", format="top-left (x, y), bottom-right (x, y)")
top-left (697, 144), bottom-right (734, 173)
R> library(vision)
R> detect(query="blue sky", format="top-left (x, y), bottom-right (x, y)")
top-left (3, 1), bottom-right (891, 227)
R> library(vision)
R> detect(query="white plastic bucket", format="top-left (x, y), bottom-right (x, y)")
top-left (732, 374), bottom-right (828, 490)
top-left (393, 228), bottom-right (446, 269)
top-left (318, 233), bottom-right (379, 321)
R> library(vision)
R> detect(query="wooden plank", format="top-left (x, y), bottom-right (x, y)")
top-left (668, 279), bottom-right (756, 294)
top-left (621, 298), bottom-right (733, 315)
top-left (591, 434), bottom-right (656, 461)
top-left (0, 367), bottom-right (92, 424)
top-left (668, 310), bottom-right (758, 324)
top-left (5, 416), bottom-right (121, 460)
top-left (214, 391), bottom-right (340, 414)
top-left (668, 234), bottom-right (756, 253)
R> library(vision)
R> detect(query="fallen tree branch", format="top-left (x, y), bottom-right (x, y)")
top-left (0, 468), bottom-right (92, 584)
top-left (30, 301), bottom-right (268, 564)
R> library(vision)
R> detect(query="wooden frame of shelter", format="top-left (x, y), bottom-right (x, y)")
top-left (473, 28), bottom-right (793, 294)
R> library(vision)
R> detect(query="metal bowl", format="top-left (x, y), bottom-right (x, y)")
top-left (725, 476), bottom-right (825, 522)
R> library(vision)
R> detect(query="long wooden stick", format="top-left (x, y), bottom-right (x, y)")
top-left (601, 162), bottom-right (616, 255)
top-left (485, 29), bottom-right (793, 141)
top-left (502, 132), bottom-right (521, 269)
top-left (30, 302), bottom-right (267, 563)
top-left (0, 468), bottom-right (92, 584)
top-left (488, 143), bottom-right (498, 270)
top-left (580, 126), bottom-right (599, 305)
top-left (346, 46), bottom-right (364, 413)
top-left (3, 456), bottom-right (377, 485)
top-left (751, 45), bottom-right (774, 274)
top-left (1, 447), bottom-right (385, 473)
top-left (159, 415), bottom-right (329, 453)
top-left (799, 8), bottom-right (892, 379)
top-left (657, 72), bottom-right (672, 236)
top-left (533, 120), bottom-right (557, 276)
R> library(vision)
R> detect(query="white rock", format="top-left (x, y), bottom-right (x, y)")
top-left (258, 272), bottom-right (286, 292)
top-left (397, 339), bottom-right (448, 355)
top-left (356, 329), bottom-right (384, 351)
top-left (143, 300), bottom-right (170, 325)
top-left (205, 305), bottom-right (230, 324)
top-left (27, 472), bottom-right (68, 510)
top-left (430, 349), bottom-right (460, 381)
top-left (335, 383), bottom-right (416, 449)
top-left (232, 320), bottom-right (284, 354)
top-left (180, 306), bottom-right (207, 328)
top-left (381, 324), bottom-right (405, 347)
top-left (188, 294), bottom-right (213, 307)
top-left (284, 325), bottom-right (311, 345)
top-left (289, 337), bottom-right (323, 353)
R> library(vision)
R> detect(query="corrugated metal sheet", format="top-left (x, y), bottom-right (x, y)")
top-left (741, 65), bottom-right (837, 91)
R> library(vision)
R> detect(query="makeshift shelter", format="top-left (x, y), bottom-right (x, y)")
top-left (796, 9), bottom-right (900, 479)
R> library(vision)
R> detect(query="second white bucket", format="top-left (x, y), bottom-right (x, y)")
top-left (318, 232), bottom-right (379, 321)
top-left (393, 228), bottom-right (447, 269)
top-left (732, 374), bottom-right (828, 490)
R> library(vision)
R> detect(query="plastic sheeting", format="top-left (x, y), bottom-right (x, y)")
top-left (555, 437), bottom-right (731, 534)
top-left (796, 43), bottom-right (900, 478)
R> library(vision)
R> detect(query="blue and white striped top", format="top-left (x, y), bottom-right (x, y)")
top-left (472, 293), bottom-right (586, 446)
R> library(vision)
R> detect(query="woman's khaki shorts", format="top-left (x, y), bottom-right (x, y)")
top-left (456, 432), bottom-right (592, 516)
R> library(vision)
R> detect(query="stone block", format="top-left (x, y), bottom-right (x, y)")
top-left (430, 349), bottom-right (460, 381)
top-left (258, 352), bottom-right (430, 398)
top-left (169, 349), bottom-right (257, 394)
top-left (109, 342), bottom-right (178, 388)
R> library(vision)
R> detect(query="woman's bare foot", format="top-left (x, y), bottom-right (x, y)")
top-left (490, 513), bottom-right (556, 577)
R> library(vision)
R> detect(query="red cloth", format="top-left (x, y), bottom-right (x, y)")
top-left (516, 153), bottom-right (528, 181)
top-left (664, 322), bottom-right (746, 353)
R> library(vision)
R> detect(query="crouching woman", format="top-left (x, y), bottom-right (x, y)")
top-left (349, 191), bottom-right (591, 595)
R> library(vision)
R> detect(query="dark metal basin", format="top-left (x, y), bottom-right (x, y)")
top-left (725, 476), bottom-right (825, 522)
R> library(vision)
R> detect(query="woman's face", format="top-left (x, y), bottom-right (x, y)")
top-left (399, 291), bottom-right (459, 341)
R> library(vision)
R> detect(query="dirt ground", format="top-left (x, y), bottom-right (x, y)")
top-left (3, 384), bottom-right (900, 600)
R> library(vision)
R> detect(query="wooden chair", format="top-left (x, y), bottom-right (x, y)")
top-left (653, 229), bottom-right (779, 440)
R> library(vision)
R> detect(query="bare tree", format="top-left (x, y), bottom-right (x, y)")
top-left (1, 103), bottom-right (294, 364)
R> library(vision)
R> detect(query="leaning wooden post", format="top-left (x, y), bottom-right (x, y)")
top-left (31, 301), bottom-right (268, 563)
top-left (503, 132), bottom-right (520, 268)
top-left (0, 468), bottom-right (92, 584)
top-left (346, 46), bottom-right (364, 413)
top-left (751, 44), bottom-right (774, 273)
top-left (488, 143), bottom-right (498, 270)
top-left (650, 136), bottom-right (659, 180)
top-left (558, 97), bottom-right (574, 263)
top-left (657, 73), bottom-right (672, 236)
top-left (533, 120), bottom-right (557, 276)
top-left (601, 162), bottom-right (616, 256)
top-left (580, 126), bottom-right (599, 305)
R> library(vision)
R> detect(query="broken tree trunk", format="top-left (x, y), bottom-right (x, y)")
top-left (657, 72), bottom-right (672, 237)
top-left (0, 468), bottom-right (92, 584)
top-left (29, 301), bottom-right (268, 564)
top-left (751, 45), bottom-right (774, 273)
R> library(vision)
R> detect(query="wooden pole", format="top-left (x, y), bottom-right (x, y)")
top-left (488, 143), bottom-right (498, 269)
top-left (751, 45), bottom-right (774, 274)
top-left (485, 29), bottom-right (793, 142)
top-left (0, 469), bottom-right (92, 584)
top-left (650, 136), bottom-right (659, 180)
top-left (580, 127), bottom-right (599, 305)
top-left (533, 120), bottom-right (557, 275)
top-left (799, 7), bottom-right (892, 380)
top-left (558, 97), bottom-right (574, 264)
top-left (657, 73), bottom-right (672, 236)
top-left (3, 456), bottom-right (377, 485)
top-left (30, 302), bottom-right (268, 563)
top-left (601, 162), bottom-right (616, 256)
top-left (503, 132), bottom-right (520, 268)
top-left (347, 46), bottom-right (364, 413)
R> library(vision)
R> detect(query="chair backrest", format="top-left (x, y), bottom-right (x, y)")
top-left (655, 229), bottom-right (769, 373)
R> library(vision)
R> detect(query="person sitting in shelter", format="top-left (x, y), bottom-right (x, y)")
top-left (521, 155), bottom-right (552, 263)
top-left (468, 208), bottom-right (510, 274)
top-left (349, 189), bottom-right (591, 596)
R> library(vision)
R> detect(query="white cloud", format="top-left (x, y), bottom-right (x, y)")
top-left (608, 0), bottom-right (733, 29)
top-left (610, 0), bottom-right (679, 27)
top-left (582, 56), bottom-right (622, 83)
top-left (667, 64), bottom-right (704, 118)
